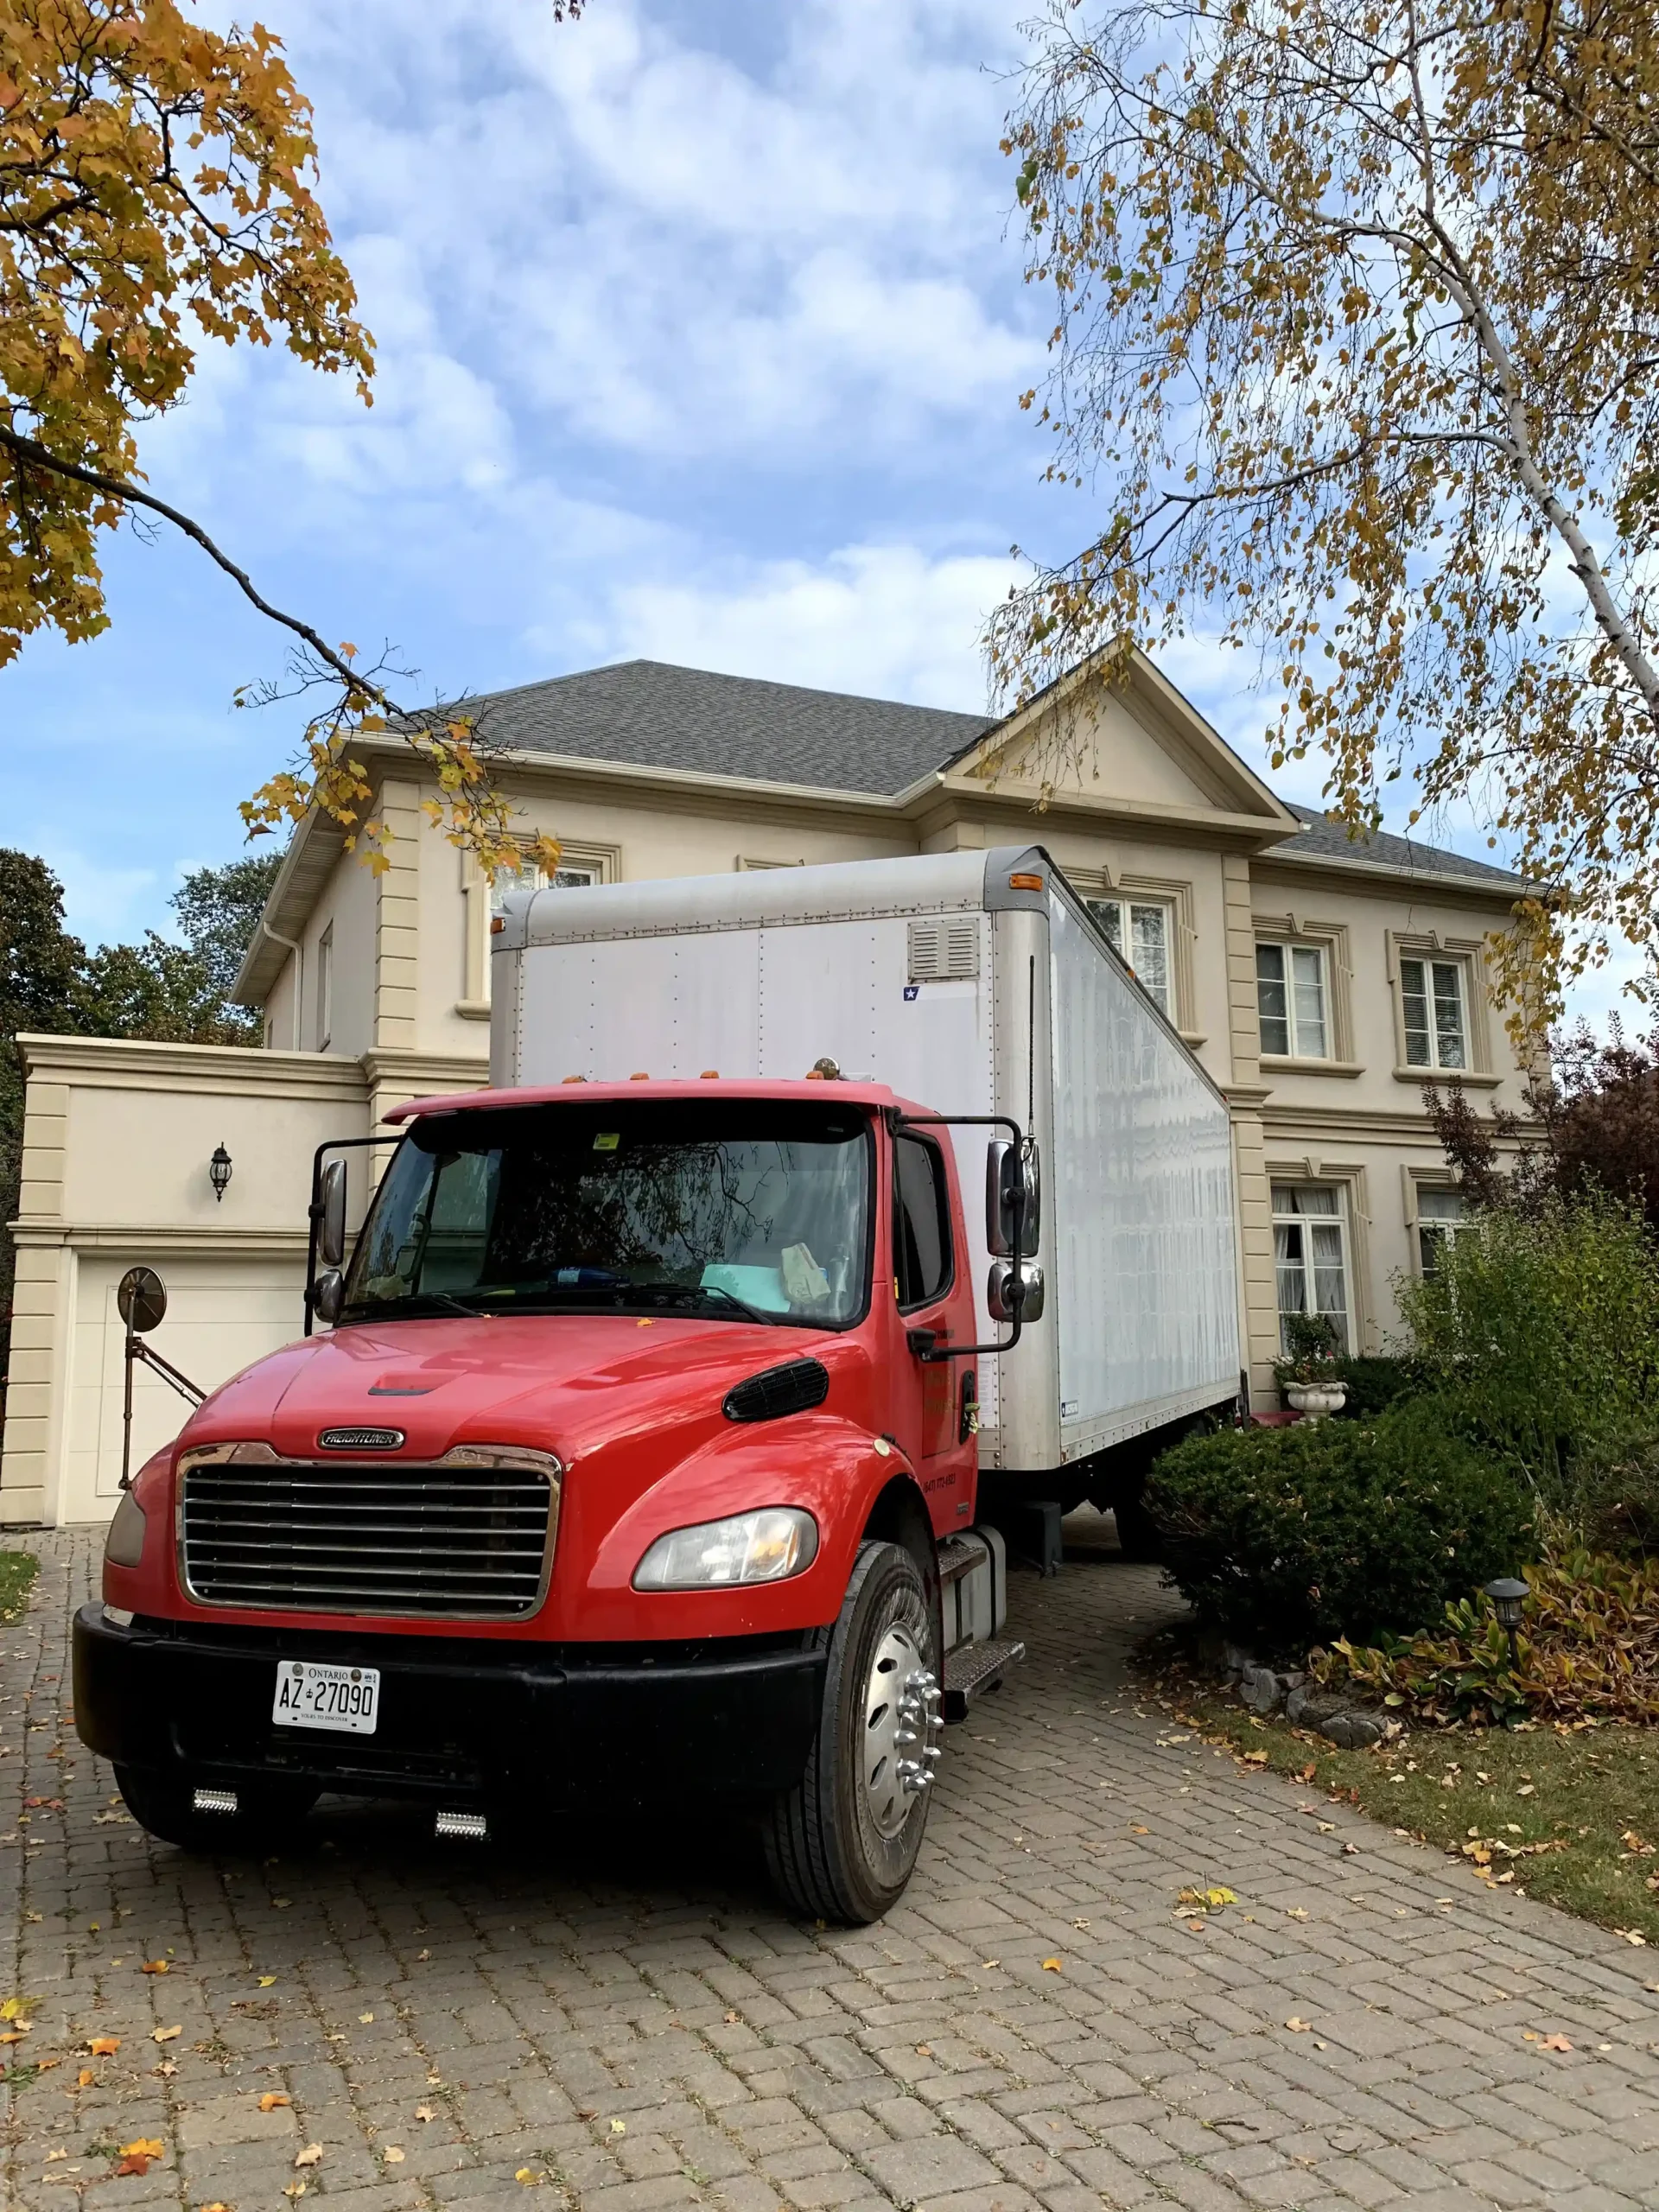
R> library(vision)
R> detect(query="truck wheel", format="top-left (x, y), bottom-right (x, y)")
top-left (113, 1764), bottom-right (320, 1854)
top-left (763, 1540), bottom-right (942, 1926)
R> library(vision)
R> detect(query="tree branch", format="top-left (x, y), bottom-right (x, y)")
top-left (0, 423), bottom-right (404, 714)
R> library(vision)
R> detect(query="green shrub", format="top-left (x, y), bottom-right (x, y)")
top-left (1397, 1193), bottom-right (1659, 1518)
top-left (1144, 1403), bottom-right (1535, 1653)
top-left (1334, 1354), bottom-right (1424, 1421)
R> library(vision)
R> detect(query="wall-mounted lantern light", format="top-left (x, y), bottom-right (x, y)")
top-left (209, 1142), bottom-right (233, 1204)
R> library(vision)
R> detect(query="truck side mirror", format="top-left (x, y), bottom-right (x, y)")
top-left (988, 1260), bottom-right (1045, 1323)
top-left (318, 1158), bottom-right (348, 1271)
top-left (985, 1141), bottom-right (1040, 1256)
top-left (313, 1270), bottom-right (345, 1327)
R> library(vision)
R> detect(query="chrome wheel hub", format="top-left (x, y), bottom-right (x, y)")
top-left (862, 1626), bottom-right (942, 1840)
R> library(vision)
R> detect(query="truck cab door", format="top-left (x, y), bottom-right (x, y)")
top-left (890, 1130), bottom-right (977, 1530)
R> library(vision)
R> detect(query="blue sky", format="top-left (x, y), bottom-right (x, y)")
top-left (3, 0), bottom-right (1631, 1016)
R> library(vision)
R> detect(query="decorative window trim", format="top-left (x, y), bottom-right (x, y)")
top-left (458, 839), bottom-right (621, 1016)
top-left (1070, 866), bottom-right (1197, 1032)
top-left (1265, 1159), bottom-right (1375, 1351)
top-left (1252, 912), bottom-right (1355, 1064)
top-left (1386, 930), bottom-right (1492, 1078)
top-left (1402, 1166), bottom-right (1469, 1278)
top-left (315, 923), bottom-right (334, 1054)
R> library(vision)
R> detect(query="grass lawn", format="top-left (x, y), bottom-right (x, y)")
top-left (0, 1548), bottom-right (39, 1624)
top-left (1158, 1671), bottom-right (1659, 1948)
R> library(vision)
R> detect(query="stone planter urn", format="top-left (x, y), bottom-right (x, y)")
top-left (1285, 1382), bottom-right (1348, 1423)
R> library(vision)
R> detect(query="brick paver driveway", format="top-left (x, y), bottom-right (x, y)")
top-left (4, 1529), bottom-right (1658, 2212)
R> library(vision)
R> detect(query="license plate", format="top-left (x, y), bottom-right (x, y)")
top-left (271, 1659), bottom-right (380, 1735)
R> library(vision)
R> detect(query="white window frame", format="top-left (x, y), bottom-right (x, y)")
top-left (1271, 1183), bottom-right (1353, 1354)
top-left (1413, 1184), bottom-right (1467, 1276)
top-left (1255, 939), bottom-right (1330, 1060)
top-left (1397, 950), bottom-right (1472, 1071)
top-left (315, 924), bottom-right (334, 1053)
top-left (460, 842), bottom-right (619, 1017)
top-left (1088, 894), bottom-right (1175, 1020)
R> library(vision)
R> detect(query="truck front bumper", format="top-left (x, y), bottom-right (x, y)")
top-left (73, 1605), bottom-right (826, 1806)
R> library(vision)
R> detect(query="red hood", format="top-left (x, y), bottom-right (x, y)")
top-left (188, 1313), bottom-right (830, 1466)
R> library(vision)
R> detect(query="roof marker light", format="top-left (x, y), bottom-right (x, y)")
top-left (630, 1071), bottom-right (650, 1081)
top-left (1009, 872), bottom-right (1044, 891)
top-left (700, 1070), bottom-right (719, 1079)
top-left (490, 916), bottom-right (505, 933)
top-left (562, 1074), bottom-right (587, 1084)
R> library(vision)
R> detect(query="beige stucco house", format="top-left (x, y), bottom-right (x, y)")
top-left (2, 651), bottom-right (1531, 1526)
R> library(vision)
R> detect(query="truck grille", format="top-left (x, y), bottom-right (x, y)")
top-left (179, 1455), bottom-right (556, 1620)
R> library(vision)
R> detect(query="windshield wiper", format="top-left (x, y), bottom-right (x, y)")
top-left (340, 1290), bottom-right (493, 1323)
top-left (621, 1281), bottom-right (780, 1325)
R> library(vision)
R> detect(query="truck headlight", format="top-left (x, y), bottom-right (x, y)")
top-left (633, 1508), bottom-right (819, 1591)
top-left (105, 1491), bottom-right (148, 1569)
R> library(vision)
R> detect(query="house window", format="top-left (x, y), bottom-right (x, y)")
top-left (1272, 1184), bottom-right (1351, 1352)
top-left (315, 925), bottom-right (333, 1053)
top-left (1401, 955), bottom-right (1468, 1069)
top-left (1089, 897), bottom-right (1173, 1019)
top-left (490, 857), bottom-right (596, 912)
top-left (1416, 1186), bottom-right (1465, 1274)
top-left (1255, 942), bottom-right (1328, 1058)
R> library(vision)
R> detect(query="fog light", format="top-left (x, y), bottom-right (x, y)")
top-left (193, 1788), bottom-right (238, 1815)
top-left (435, 1809), bottom-right (488, 1840)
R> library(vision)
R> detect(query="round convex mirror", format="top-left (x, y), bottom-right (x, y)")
top-left (117, 1265), bottom-right (168, 1334)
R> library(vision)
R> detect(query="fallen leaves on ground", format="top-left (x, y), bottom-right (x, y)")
top-left (86, 2037), bottom-right (120, 2056)
top-left (294, 2145), bottom-right (322, 2170)
top-left (609, 2118), bottom-right (626, 2135)
top-left (1177, 1885), bottom-right (1238, 1911)
top-left (115, 2138), bottom-right (164, 2176)
top-left (258, 2093), bottom-right (290, 2112)
top-left (1285, 2017), bottom-right (1312, 2032)
top-left (77, 2068), bottom-right (94, 2087)
top-left (1522, 2030), bottom-right (1574, 2051)
top-left (283, 2185), bottom-right (306, 2200)
top-left (257, 1975), bottom-right (276, 1987)
top-left (141, 1960), bottom-right (168, 1975)
top-left (1041, 1956), bottom-right (1063, 1971)
top-left (514, 2169), bottom-right (539, 2184)
top-left (414, 2105), bottom-right (435, 2123)
top-left (382, 2145), bottom-right (404, 2164)
top-left (152, 2025), bottom-right (181, 2043)
top-left (358, 2012), bottom-right (373, 2024)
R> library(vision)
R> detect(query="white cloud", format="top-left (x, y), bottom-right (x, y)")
top-left (589, 541), bottom-right (1018, 708)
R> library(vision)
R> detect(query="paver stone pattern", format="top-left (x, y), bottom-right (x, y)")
top-left (3, 1531), bottom-right (1657, 2212)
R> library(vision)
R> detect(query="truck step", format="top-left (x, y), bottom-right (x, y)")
top-left (942, 1637), bottom-right (1025, 1722)
top-left (935, 1535), bottom-right (985, 1588)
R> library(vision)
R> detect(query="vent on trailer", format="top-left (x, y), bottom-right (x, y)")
top-left (907, 918), bottom-right (979, 982)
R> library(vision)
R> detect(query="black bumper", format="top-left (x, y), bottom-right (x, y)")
top-left (73, 1605), bottom-right (825, 1806)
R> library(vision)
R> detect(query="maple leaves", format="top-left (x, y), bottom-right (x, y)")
top-left (0, 1), bottom-right (371, 669)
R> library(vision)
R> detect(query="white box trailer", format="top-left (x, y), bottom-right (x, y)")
top-left (492, 846), bottom-right (1241, 1522)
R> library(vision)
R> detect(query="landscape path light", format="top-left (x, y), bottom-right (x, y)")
top-left (1484, 1576), bottom-right (1529, 1673)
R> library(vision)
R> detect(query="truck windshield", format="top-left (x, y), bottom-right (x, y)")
top-left (340, 1098), bottom-right (873, 1328)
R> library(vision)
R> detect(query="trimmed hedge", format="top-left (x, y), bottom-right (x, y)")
top-left (1144, 1404), bottom-right (1535, 1653)
top-left (1333, 1354), bottom-right (1425, 1421)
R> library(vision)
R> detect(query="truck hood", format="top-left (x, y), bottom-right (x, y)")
top-left (189, 1313), bottom-right (833, 1467)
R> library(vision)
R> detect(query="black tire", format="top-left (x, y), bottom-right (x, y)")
top-left (113, 1764), bottom-right (320, 1854)
top-left (764, 1541), bottom-right (939, 1925)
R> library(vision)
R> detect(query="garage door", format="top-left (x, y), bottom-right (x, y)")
top-left (62, 1254), bottom-right (308, 1524)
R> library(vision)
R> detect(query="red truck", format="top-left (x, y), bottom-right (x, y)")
top-left (74, 849), bottom-right (1239, 1923)
top-left (77, 1077), bottom-right (1033, 1923)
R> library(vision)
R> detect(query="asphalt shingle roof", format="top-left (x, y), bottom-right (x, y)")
top-left (427, 658), bottom-right (1527, 891)
top-left (1281, 802), bottom-right (1531, 892)
top-left (441, 658), bottom-right (995, 798)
